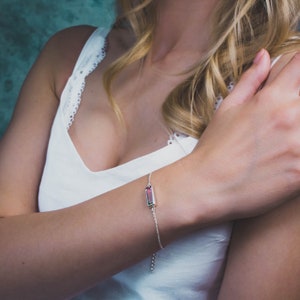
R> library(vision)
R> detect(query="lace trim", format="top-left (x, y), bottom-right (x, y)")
top-left (166, 132), bottom-right (189, 156)
top-left (214, 81), bottom-right (234, 110)
top-left (214, 55), bottom-right (280, 111)
top-left (62, 36), bottom-right (108, 130)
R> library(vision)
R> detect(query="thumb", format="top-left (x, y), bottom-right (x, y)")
top-left (220, 49), bottom-right (271, 110)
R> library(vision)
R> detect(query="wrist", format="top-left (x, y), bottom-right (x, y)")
top-left (151, 153), bottom-right (228, 242)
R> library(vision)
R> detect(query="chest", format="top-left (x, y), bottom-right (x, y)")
top-left (67, 61), bottom-right (182, 172)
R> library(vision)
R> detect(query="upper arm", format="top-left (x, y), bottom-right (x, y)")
top-left (218, 197), bottom-right (300, 299)
top-left (0, 25), bottom-right (95, 217)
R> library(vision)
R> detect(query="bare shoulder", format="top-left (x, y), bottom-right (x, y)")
top-left (42, 25), bottom-right (97, 96)
top-left (45, 25), bottom-right (135, 94)
top-left (46, 25), bottom-right (97, 61)
top-left (0, 25), bottom-right (97, 217)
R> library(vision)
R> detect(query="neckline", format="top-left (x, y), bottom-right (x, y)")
top-left (61, 111), bottom-right (197, 175)
top-left (59, 26), bottom-right (198, 175)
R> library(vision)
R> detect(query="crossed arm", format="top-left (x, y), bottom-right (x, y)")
top-left (1, 26), bottom-right (300, 299)
top-left (218, 53), bottom-right (300, 299)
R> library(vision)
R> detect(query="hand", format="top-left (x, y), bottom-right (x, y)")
top-left (192, 50), bottom-right (300, 220)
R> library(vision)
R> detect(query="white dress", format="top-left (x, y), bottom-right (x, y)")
top-left (38, 27), bottom-right (232, 300)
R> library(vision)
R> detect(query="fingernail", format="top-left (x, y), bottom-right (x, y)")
top-left (253, 49), bottom-right (265, 65)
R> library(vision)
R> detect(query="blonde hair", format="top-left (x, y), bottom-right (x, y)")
top-left (104, 0), bottom-right (300, 138)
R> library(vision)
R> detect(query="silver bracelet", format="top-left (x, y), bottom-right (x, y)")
top-left (145, 173), bottom-right (164, 271)
top-left (145, 173), bottom-right (164, 249)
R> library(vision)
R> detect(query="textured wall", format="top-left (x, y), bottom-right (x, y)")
top-left (0, 0), bottom-right (116, 137)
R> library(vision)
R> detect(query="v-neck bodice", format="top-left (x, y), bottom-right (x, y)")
top-left (38, 27), bottom-right (232, 300)
top-left (38, 26), bottom-right (199, 210)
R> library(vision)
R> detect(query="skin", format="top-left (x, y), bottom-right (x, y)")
top-left (218, 54), bottom-right (300, 299)
top-left (0, 0), bottom-right (300, 298)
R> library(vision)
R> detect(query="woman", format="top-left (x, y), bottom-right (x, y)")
top-left (0, 0), bottom-right (300, 299)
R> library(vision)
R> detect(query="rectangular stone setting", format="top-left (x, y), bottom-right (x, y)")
top-left (145, 184), bottom-right (156, 208)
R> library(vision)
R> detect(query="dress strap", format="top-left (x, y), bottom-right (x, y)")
top-left (72, 27), bottom-right (110, 75)
top-left (61, 26), bottom-right (110, 130)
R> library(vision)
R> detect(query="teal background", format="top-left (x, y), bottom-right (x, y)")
top-left (0, 0), bottom-right (116, 137)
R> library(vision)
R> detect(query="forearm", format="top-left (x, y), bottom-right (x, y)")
top-left (1, 180), bottom-right (155, 299)
top-left (0, 161), bottom-right (211, 299)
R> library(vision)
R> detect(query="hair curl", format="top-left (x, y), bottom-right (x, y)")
top-left (104, 0), bottom-right (300, 138)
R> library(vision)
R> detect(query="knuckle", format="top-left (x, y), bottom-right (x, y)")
top-left (270, 105), bottom-right (298, 130)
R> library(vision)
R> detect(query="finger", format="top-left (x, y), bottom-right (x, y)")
top-left (220, 49), bottom-right (271, 110)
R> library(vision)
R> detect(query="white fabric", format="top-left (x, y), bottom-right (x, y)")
top-left (38, 27), bottom-right (232, 299)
